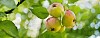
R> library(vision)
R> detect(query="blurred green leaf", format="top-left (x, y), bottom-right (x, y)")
top-left (0, 20), bottom-right (18, 38)
top-left (68, 0), bottom-right (78, 3)
top-left (24, 0), bottom-right (34, 7)
top-left (69, 5), bottom-right (81, 14)
top-left (19, 19), bottom-right (31, 38)
top-left (0, 6), bottom-right (11, 12)
top-left (0, 12), bottom-right (6, 21)
top-left (38, 0), bottom-right (44, 5)
top-left (31, 6), bottom-right (49, 19)
top-left (19, 26), bottom-right (28, 38)
top-left (93, 5), bottom-right (100, 14)
top-left (85, 11), bottom-right (97, 26)
top-left (39, 20), bottom-right (46, 34)
top-left (48, 0), bottom-right (63, 4)
top-left (67, 33), bottom-right (88, 38)
top-left (81, 10), bottom-right (90, 21)
top-left (0, 4), bottom-right (3, 8)
top-left (32, 3), bottom-right (41, 7)
top-left (0, 30), bottom-right (13, 38)
top-left (0, 12), bottom-right (6, 17)
top-left (13, 0), bottom-right (34, 13)
top-left (39, 31), bottom-right (67, 38)
top-left (0, 0), bottom-right (16, 8)
top-left (66, 27), bottom-right (95, 38)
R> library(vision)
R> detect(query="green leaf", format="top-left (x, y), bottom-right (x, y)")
top-left (24, 0), bottom-right (34, 7)
top-left (19, 26), bottom-right (28, 38)
top-left (49, 0), bottom-right (63, 4)
top-left (0, 20), bottom-right (19, 38)
top-left (0, 6), bottom-right (11, 12)
top-left (32, 3), bottom-right (41, 7)
top-left (68, 0), bottom-right (78, 3)
top-left (67, 33), bottom-right (88, 38)
top-left (69, 5), bottom-right (81, 15)
top-left (0, 12), bottom-right (6, 17)
top-left (0, 30), bottom-right (13, 38)
top-left (39, 20), bottom-right (46, 34)
top-left (0, 4), bottom-right (3, 8)
top-left (31, 6), bottom-right (49, 19)
top-left (0, 12), bottom-right (6, 21)
top-left (0, 0), bottom-right (16, 8)
top-left (93, 5), bottom-right (100, 14)
top-left (18, 0), bottom-right (20, 2)
top-left (66, 26), bottom-right (95, 38)
top-left (81, 10), bottom-right (90, 21)
top-left (38, 0), bottom-right (44, 5)
top-left (39, 31), bottom-right (67, 38)
top-left (13, 0), bottom-right (34, 12)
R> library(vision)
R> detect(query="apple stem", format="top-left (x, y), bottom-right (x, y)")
top-left (60, 12), bottom-right (64, 26)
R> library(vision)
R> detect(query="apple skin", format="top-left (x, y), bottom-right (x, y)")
top-left (62, 10), bottom-right (76, 28)
top-left (58, 26), bottom-right (66, 32)
top-left (48, 3), bottom-right (64, 17)
top-left (46, 17), bottom-right (61, 32)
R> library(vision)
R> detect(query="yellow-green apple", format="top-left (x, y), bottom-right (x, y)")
top-left (46, 17), bottom-right (61, 32)
top-left (62, 10), bottom-right (76, 28)
top-left (58, 26), bottom-right (65, 32)
top-left (48, 3), bottom-right (64, 17)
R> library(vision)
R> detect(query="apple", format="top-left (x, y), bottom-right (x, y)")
top-left (46, 17), bottom-right (61, 32)
top-left (62, 10), bottom-right (76, 28)
top-left (48, 3), bottom-right (64, 17)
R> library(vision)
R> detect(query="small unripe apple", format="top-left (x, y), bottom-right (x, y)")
top-left (48, 3), bottom-right (64, 17)
top-left (46, 17), bottom-right (61, 32)
top-left (62, 10), bottom-right (76, 28)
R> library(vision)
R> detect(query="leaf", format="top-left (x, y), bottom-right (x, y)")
top-left (32, 3), bottom-right (41, 7)
top-left (39, 31), bottom-right (67, 38)
top-left (67, 33), bottom-right (88, 38)
top-left (0, 30), bottom-right (13, 38)
top-left (93, 4), bottom-right (100, 14)
top-left (39, 20), bottom-right (46, 33)
top-left (31, 6), bottom-right (49, 19)
top-left (49, 0), bottom-right (63, 4)
top-left (13, 0), bottom-right (34, 12)
top-left (38, 0), bottom-right (44, 5)
top-left (0, 20), bottom-right (19, 38)
top-left (18, 0), bottom-right (20, 2)
top-left (69, 5), bottom-right (81, 15)
top-left (81, 10), bottom-right (90, 21)
top-left (0, 0), bottom-right (16, 8)
top-left (0, 12), bottom-right (6, 17)
top-left (19, 26), bottom-right (28, 38)
top-left (68, 0), bottom-right (78, 3)
top-left (0, 6), bottom-right (11, 12)
top-left (66, 26), bottom-right (95, 38)
top-left (24, 0), bottom-right (34, 7)
top-left (0, 4), bottom-right (3, 8)
top-left (0, 12), bottom-right (6, 21)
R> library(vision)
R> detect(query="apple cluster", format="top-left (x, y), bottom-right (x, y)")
top-left (46, 3), bottom-right (76, 32)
